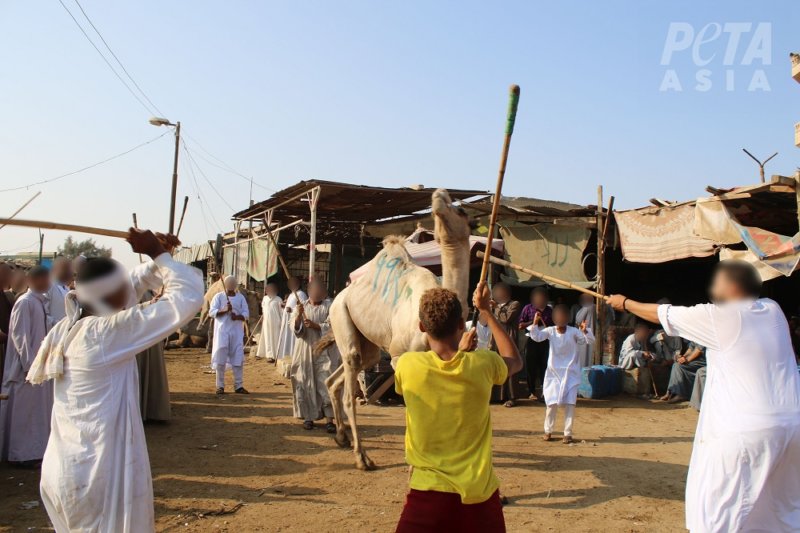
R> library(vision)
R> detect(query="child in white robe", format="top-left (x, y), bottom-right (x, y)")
top-left (528, 304), bottom-right (594, 443)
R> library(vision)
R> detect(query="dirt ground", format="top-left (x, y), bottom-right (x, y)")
top-left (1, 348), bottom-right (697, 532)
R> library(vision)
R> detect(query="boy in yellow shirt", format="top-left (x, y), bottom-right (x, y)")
top-left (394, 283), bottom-right (523, 533)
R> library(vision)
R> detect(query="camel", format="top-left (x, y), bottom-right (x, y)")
top-left (320, 188), bottom-right (472, 470)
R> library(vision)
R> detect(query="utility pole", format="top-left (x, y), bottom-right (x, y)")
top-left (38, 230), bottom-right (44, 265)
top-left (169, 121), bottom-right (181, 234)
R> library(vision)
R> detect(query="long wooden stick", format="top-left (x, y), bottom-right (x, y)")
top-left (471, 85), bottom-right (520, 325)
top-left (0, 218), bottom-right (128, 239)
top-left (0, 192), bottom-right (42, 231)
top-left (477, 251), bottom-right (604, 299)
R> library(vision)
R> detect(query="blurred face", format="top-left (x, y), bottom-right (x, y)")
top-left (634, 326), bottom-right (651, 343)
top-left (533, 290), bottom-right (547, 308)
top-left (0, 264), bottom-right (11, 290)
top-left (266, 284), bottom-right (278, 297)
top-left (553, 308), bottom-right (569, 328)
top-left (308, 282), bottom-right (326, 303)
top-left (492, 285), bottom-right (510, 303)
top-left (709, 270), bottom-right (738, 303)
top-left (52, 258), bottom-right (73, 284)
top-left (28, 273), bottom-right (51, 294)
top-left (224, 277), bottom-right (237, 293)
top-left (288, 277), bottom-right (300, 291)
top-left (11, 270), bottom-right (26, 290)
top-left (102, 286), bottom-right (131, 311)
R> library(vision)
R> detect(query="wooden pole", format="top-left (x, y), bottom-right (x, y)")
top-left (471, 84), bottom-right (520, 326)
top-left (594, 186), bottom-right (605, 365)
top-left (0, 218), bottom-right (128, 239)
top-left (0, 191), bottom-right (41, 232)
top-left (263, 226), bottom-right (304, 318)
top-left (477, 251), bottom-right (604, 299)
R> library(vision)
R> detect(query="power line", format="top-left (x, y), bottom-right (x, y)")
top-left (56, 0), bottom-right (158, 116)
top-left (70, 0), bottom-right (164, 117)
top-left (0, 131), bottom-right (170, 193)
top-left (181, 141), bottom-right (237, 212)
top-left (183, 135), bottom-right (276, 192)
top-left (182, 144), bottom-right (225, 234)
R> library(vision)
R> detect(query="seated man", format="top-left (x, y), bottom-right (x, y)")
top-left (689, 366), bottom-right (707, 411)
top-left (661, 342), bottom-right (706, 403)
top-left (619, 321), bottom-right (655, 369)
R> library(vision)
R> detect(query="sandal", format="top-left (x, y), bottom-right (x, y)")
top-left (563, 436), bottom-right (574, 444)
top-left (325, 422), bottom-right (336, 434)
top-left (235, 387), bottom-right (250, 394)
top-left (503, 400), bottom-right (516, 408)
top-left (303, 420), bottom-right (314, 430)
top-left (542, 433), bottom-right (552, 442)
top-left (215, 387), bottom-right (225, 395)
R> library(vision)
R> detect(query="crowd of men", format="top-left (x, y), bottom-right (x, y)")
top-left (2, 235), bottom-right (800, 532)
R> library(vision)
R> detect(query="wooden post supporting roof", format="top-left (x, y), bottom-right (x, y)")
top-left (594, 186), bottom-right (605, 365)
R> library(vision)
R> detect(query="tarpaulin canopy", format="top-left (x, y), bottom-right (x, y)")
top-left (498, 224), bottom-right (593, 288)
top-left (615, 203), bottom-right (717, 263)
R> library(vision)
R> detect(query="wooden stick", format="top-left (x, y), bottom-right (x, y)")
top-left (0, 192), bottom-right (42, 232)
top-left (471, 85), bottom-right (520, 326)
top-left (477, 251), bottom-right (604, 299)
top-left (132, 213), bottom-right (143, 263)
top-left (0, 218), bottom-right (128, 239)
top-left (176, 196), bottom-right (189, 239)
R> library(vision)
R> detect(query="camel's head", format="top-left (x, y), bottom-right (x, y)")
top-left (432, 188), bottom-right (471, 246)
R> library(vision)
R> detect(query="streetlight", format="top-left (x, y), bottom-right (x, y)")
top-left (149, 117), bottom-right (181, 234)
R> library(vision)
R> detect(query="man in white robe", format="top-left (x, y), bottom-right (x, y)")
top-left (256, 283), bottom-right (283, 362)
top-left (290, 280), bottom-right (335, 432)
top-left (0, 266), bottom-right (53, 464)
top-left (277, 276), bottom-right (307, 377)
top-left (45, 256), bottom-right (73, 327)
top-left (27, 229), bottom-right (203, 533)
top-left (209, 275), bottom-right (249, 394)
top-left (609, 260), bottom-right (800, 532)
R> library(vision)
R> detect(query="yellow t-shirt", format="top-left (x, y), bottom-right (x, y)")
top-left (394, 349), bottom-right (508, 504)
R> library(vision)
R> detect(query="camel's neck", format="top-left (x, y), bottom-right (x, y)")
top-left (440, 241), bottom-right (471, 318)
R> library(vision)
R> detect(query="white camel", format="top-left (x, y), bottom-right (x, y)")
top-left (320, 188), bottom-right (472, 470)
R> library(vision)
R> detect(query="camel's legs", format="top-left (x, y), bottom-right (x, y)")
top-left (342, 359), bottom-right (376, 470)
top-left (325, 366), bottom-right (350, 448)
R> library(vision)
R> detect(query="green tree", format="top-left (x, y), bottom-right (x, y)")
top-left (57, 236), bottom-right (112, 259)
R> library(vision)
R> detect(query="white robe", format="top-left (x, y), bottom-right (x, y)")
top-left (529, 325), bottom-right (594, 406)
top-left (35, 254), bottom-right (203, 533)
top-left (277, 290), bottom-right (307, 376)
top-left (256, 294), bottom-right (283, 360)
top-left (658, 299), bottom-right (800, 532)
top-left (46, 282), bottom-right (70, 328)
top-left (0, 290), bottom-right (53, 462)
top-left (209, 291), bottom-right (249, 367)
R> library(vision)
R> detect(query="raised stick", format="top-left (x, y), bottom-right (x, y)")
top-left (132, 213), bottom-right (143, 263)
top-left (0, 218), bottom-right (128, 239)
top-left (0, 191), bottom-right (42, 232)
top-left (471, 84), bottom-right (520, 324)
top-left (176, 196), bottom-right (189, 239)
top-left (477, 251), bottom-right (604, 299)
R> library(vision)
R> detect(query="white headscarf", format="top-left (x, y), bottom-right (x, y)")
top-left (27, 260), bottom-right (132, 384)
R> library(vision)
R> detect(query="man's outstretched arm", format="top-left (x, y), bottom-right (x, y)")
top-left (607, 295), bottom-right (659, 324)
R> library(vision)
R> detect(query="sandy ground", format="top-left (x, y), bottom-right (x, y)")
top-left (1, 348), bottom-right (697, 532)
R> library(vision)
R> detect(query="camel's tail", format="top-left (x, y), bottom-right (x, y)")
top-left (314, 331), bottom-right (336, 356)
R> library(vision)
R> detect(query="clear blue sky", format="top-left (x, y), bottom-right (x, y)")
top-left (1, 1), bottom-right (798, 266)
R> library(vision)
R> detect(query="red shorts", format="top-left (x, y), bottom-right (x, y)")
top-left (395, 489), bottom-right (506, 533)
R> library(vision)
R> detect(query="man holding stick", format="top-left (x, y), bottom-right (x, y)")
top-left (27, 228), bottom-right (204, 533)
top-left (607, 260), bottom-right (800, 532)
